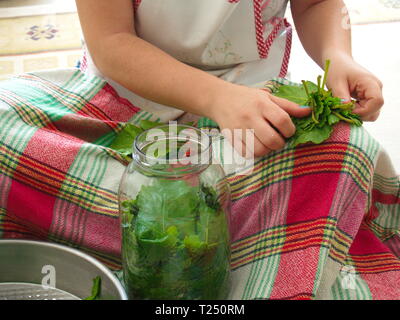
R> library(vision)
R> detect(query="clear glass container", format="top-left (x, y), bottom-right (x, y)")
top-left (118, 124), bottom-right (231, 300)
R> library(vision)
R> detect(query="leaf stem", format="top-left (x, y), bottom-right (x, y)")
top-left (332, 111), bottom-right (355, 124)
top-left (311, 107), bottom-right (319, 124)
top-left (302, 80), bottom-right (310, 97)
top-left (317, 75), bottom-right (322, 94)
top-left (322, 59), bottom-right (331, 90)
top-left (332, 102), bottom-right (354, 110)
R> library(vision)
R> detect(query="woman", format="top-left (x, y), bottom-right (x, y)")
top-left (0, 0), bottom-right (398, 299)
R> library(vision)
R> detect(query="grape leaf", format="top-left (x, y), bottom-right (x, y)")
top-left (109, 120), bottom-right (195, 159)
top-left (273, 60), bottom-right (362, 147)
top-left (273, 81), bottom-right (318, 105)
top-left (120, 178), bottom-right (230, 299)
top-left (291, 120), bottom-right (333, 146)
top-left (110, 123), bottom-right (144, 156)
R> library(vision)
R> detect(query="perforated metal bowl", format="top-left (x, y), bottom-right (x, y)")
top-left (0, 240), bottom-right (127, 300)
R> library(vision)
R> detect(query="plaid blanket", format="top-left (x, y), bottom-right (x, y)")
top-left (0, 69), bottom-right (399, 300)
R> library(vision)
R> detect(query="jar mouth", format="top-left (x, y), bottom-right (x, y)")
top-left (133, 124), bottom-right (212, 175)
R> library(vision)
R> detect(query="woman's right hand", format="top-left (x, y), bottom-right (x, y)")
top-left (208, 84), bottom-right (311, 158)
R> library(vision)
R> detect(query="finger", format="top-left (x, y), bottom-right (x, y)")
top-left (253, 136), bottom-right (272, 158)
top-left (253, 120), bottom-right (286, 151)
top-left (269, 95), bottom-right (312, 118)
top-left (236, 139), bottom-right (252, 159)
top-left (329, 81), bottom-right (352, 103)
top-left (261, 101), bottom-right (296, 138)
top-left (362, 110), bottom-right (381, 122)
top-left (221, 127), bottom-right (257, 159)
top-left (238, 128), bottom-right (272, 158)
top-left (261, 88), bottom-right (272, 94)
top-left (352, 82), bottom-right (384, 117)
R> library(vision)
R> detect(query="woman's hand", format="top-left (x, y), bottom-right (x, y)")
top-left (208, 84), bottom-right (311, 158)
top-left (325, 54), bottom-right (384, 122)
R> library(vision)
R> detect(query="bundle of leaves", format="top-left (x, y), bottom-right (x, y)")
top-left (110, 120), bottom-right (195, 161)
top-left (121, 179), bottom-right (230, 300)
top-left (110, 120), bottom-right (163, 159)
top-left (273, 60), bottom-right (362, 146)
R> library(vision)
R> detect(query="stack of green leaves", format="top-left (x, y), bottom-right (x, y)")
top-left (121, 179), bottom-right (230, 300)
top-left (110, 120), bottom-right (162, 159)
top-left (110, 120), bottom-right (195, 161)
top-left (273, 60), bottom-right (362, 146)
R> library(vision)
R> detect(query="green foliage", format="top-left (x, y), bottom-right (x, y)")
top-left (84, 276), bottom-right (101, 300)
top-left (121, 179), bottom-right (230, 300)
top-left (184, 234), bottom-right (208, 255)
top-left (273, 81), bottom-right (318, 105)
top-left (273, 60), bottom-right (363, 146)
top-left (110, 123), bottom-right (144, 157)
top-left (110, 120), bottom-right (196, 159)
top-left (199, 184), bottom-right (221, 211)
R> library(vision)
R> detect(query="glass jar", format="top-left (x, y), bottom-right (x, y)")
top-left (118, 124), bottom-right (231, 300)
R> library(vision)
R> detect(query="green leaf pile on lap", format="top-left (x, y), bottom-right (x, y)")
top-left (272, 60), bottom-right (362, 147)
top-left (109, 120), bottom-right (160, 160)
top-left (110, 119), bottom-right (196, 160)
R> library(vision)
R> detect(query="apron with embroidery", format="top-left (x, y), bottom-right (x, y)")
top-left (81, 0), bottom-right (292, 121)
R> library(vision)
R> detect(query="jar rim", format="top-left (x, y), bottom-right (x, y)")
top-left (132, 124), bottom-right (212, 175)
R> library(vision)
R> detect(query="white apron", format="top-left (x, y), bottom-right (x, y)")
top-left (81, 0), bottom-right (292, 121)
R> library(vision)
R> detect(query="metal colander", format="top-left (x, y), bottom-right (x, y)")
top-left (0, 283), bottom-right (79, 300)
top-left (0, 240), bottom-right (127, 300)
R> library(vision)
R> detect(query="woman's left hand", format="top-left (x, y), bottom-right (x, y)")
top-left (325, 54), bottom-right (384, 122)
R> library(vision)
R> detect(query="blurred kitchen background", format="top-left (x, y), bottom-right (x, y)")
top-left (0, 0), bottom-right (399, 172)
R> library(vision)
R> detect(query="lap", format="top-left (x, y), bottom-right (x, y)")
top-left (0, 70), bottom-right (399, 299)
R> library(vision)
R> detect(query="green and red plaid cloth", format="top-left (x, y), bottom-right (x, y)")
top-left (0, 69), bottom-right (399, 299)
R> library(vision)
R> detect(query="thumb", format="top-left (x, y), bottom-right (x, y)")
top-left (329, 81), bottom-right (352, 103)
top-left (269, 95), bottom-right (312, 118)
